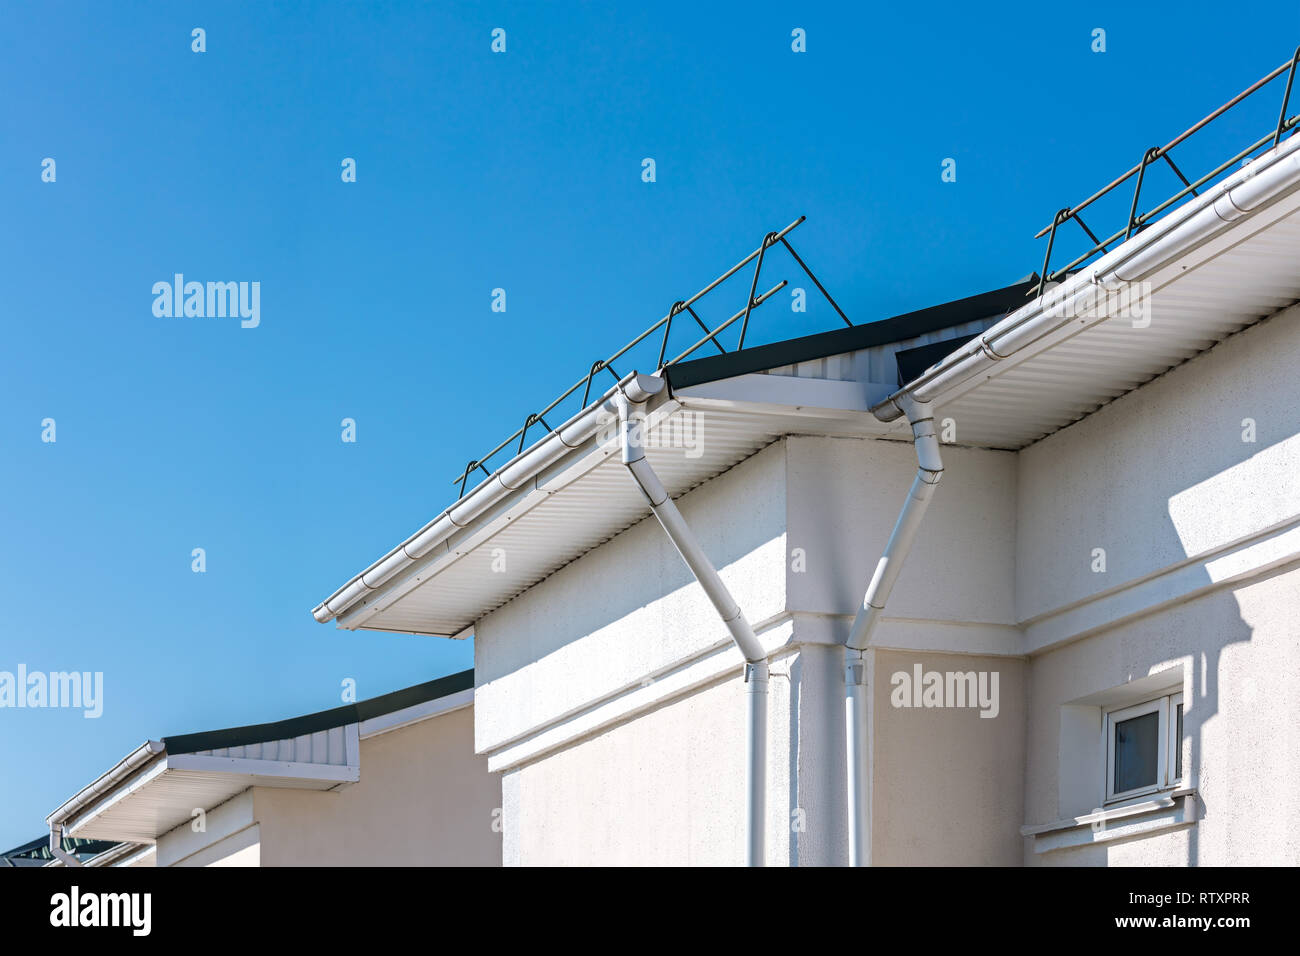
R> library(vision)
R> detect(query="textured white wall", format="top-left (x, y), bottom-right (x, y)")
top-left (1018, 306), bottom-right (1300, 865)
top-left (1017, 306), bottom-right (1300, 625)
top-left (477, 441), bottom-right (791, 864)
top-left (504, 673), bottom-right (767, 865)
top-left (1024, 571), bottom-right (1300, 865)
top-left (478, 428), bottom-right (1022, 865)
top-left (872, 649), bottom-right (1026, 865)
top-left (475, 441), bottom-right (790, 757)
top-left (785, 436), bottom-right (1018, 630)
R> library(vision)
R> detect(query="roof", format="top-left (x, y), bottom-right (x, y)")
top-left (312, 77), bottom-right (1300, 640)
top-left (663, 276), bottom-right (1039, 390)
top-left (162, 668), bottom-right (474, 754)
top-left (313, 288), bottom-right (1021, 635)
top-left (1, 834), bottom-right (117, 868)
top-left (45, 669), bottom-right (474, 846)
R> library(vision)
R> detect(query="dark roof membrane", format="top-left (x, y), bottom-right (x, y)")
top-left (664, 276), bottom-right (1037, 391)
top-left (161, 668), bottom-right (474, 755)
top-left (1, 835), bottom-right (118, 866)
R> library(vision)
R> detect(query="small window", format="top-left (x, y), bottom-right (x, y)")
top-left (1105, 692), bottom-right (1183, 804)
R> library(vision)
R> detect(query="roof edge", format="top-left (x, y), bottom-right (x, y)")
top-left (46, 740), bottom-right (165, 826)
top-left (872, 131), bottom-right (1300, 421)
top-left (312, 371), bottom-right (666, 625)
top-left (161, 668), bottom-right (474, 755)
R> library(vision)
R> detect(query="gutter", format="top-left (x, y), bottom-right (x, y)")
top-left (615, 376), bottom-right (770, 867)
top-left (872, 129), bottom-right (1300, 422)
top-left (312, 370), bottom-right (668, 625)
top-left (46, 740), bottom-right (166, 843)
top-left (843, 396), bottom-right (943, 867)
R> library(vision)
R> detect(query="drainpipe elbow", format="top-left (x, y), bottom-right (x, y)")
top-left (49, 823), bottom-right (82, 867)
top-left (844, 646), bottom-right (869, 687)
top-left (901, 398), bottom-right (944, 482)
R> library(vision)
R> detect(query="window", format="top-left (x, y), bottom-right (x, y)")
top-left (1104, 692), bottom-right (1183, 803)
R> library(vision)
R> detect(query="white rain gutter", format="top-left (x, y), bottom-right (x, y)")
top-left (615, 380), bottom-right (770, 867)
top-left (872, 130), bottom-right (1300, 422)
top-left (312, 370), bottom-right (669, 626)
top-left (843, 395), bottom-right (942, 867)
top-left (46, 740), bottom-right (167, 855)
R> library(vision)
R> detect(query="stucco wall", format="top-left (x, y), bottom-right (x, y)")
top-left (871, 649), bottom-right (1026, 865)
top-left (1023, 570), bottom-right (1300, 865)
top-left (475, 441), bottom-right (790, 759)
top-left (253, 706), bottom-right (501, 866)
top-left (499, 640), bottom-right (859, 866)
top-left (1017, 305), bottom-right (1300, 866)
top-left (1017, 305), bottom-right (1300, 627)
top-left (478, 428), bottom-right (1022, 866)
top-left (785, 436), bottom-right (1018, 632)
top-left (503, 671), bottom-right (769, 866)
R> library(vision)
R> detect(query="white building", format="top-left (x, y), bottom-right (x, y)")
top-left (42, 670), bottom-right (499, 866)
top-left (313, 101), bottom-right (1300, 865)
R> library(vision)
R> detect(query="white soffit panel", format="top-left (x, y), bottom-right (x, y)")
top-left (930, 190), bottom-right (1300, 448)
top-left (64, 740), bottom-right (361, 843)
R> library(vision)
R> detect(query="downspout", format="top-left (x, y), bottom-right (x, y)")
top-left (48, 824), bottom-right (81, 867)
top-left (616, 385), bottom-right (770, 867)
top-left (844, 395), bottom-right (944, 867)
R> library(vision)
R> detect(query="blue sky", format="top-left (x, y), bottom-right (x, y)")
top-left (1, 1), bottom-right (1296, 849)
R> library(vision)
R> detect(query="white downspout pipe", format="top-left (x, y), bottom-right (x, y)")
top-left (845, 395), bottom-right (943, 866)
top-left (49, 823), bottom-right (81, 867)
top-left (616, 389), bottom-right (769, 867)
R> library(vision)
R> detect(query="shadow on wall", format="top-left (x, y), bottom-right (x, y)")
top-left (1048, 434), bottom-right (1299, 865)
top-left (1012, 300), bottom-right (1300, 866)
top-left (1165, 428), bottom-right (1300, 867)
top-left (475, 442), bottom-right (788, 696)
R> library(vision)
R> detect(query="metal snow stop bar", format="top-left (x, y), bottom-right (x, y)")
top-left (452, 215), bottom-right (854, 497)
top-left (1033, 44), bottom-right (1300, 298)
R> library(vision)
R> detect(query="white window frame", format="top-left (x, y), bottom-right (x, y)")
top-left (1104, 692), bottom-right (1183, 805)
top-left (1169, 692), bottom-right (1184, 788)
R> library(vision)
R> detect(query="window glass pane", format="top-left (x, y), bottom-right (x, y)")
top-left (1114, 711), bottom-right (1159, 794)
top-left (1175, 704), bottom-right (1183, 781)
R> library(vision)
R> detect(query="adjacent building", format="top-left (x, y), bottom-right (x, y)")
top-left (41, 670), bottom-right (499, 866)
